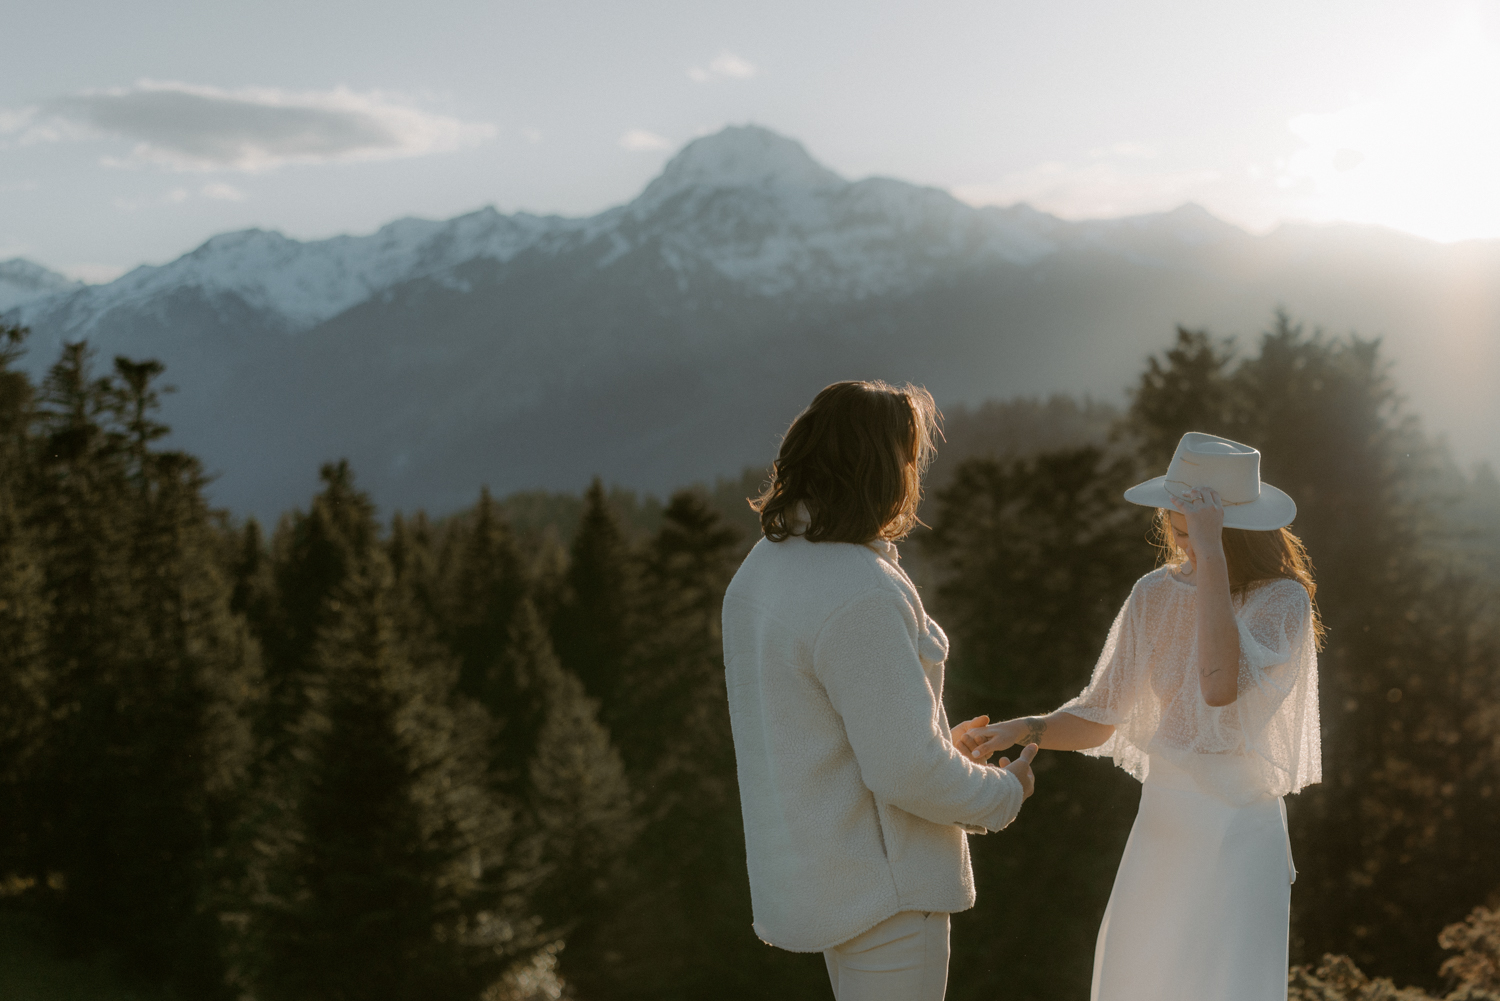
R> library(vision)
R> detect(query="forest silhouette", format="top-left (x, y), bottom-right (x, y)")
top-left (0, 315), bottom-right (1496, 1001)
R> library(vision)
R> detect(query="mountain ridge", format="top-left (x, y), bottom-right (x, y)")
top-left (0, 258), bottom-right (82, 313)
top-left (6, 126), bottom-right (1284, 336)
top-left (5, 124), bottom-right (1498, 519)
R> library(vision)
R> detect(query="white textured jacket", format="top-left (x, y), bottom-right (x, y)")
top-left (722, 533), bottom-right (1025, 952)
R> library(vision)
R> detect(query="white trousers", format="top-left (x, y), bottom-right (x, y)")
top-left (823, 910), bottom-right (950, 1001)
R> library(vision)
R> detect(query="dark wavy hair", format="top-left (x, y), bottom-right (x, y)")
top-left (752, 381), bottom-right (940, 544)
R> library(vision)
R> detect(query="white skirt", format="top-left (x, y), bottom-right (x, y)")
top-left (1091, 754), bottom-right (1295, 1001)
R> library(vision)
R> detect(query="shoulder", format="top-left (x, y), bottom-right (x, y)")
top-left (1128, 565), bottom-right (1176, 600)
top-left (1245, 576), bottom-right (1311, 607)
top-left (728, 535), bottom-right (908, 619)
top-left (1242, 579), bottom-right (1314, 633)
top-left (731, 534), bottom-right (890, 584)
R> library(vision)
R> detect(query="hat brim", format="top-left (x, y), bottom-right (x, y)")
top-left (1123, 475), bottom-right (1297, 531)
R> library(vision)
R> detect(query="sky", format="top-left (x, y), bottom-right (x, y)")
top-left (2, 0), bottom-right (1498, 282)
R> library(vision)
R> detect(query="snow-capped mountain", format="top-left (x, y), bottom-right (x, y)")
top-left (0, 259), bottom-right (81, 313)
top-left (6, 125), bottom-right (1497, 520)
top-left (14, 208), bottom-right (569, 339)
top-left (8, 127), bottom-right (1099, 340)
top-left (598, 127), bottom-right (1060, 298)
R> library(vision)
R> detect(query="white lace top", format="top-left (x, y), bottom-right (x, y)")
top-left (1060, 566), bottom-right (1321, 804)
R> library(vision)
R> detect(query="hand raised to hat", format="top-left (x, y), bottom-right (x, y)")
top-left (1171, 485), bottom-right (1225, 555)
top-left (1170, 485), bottom-right (1242, 708)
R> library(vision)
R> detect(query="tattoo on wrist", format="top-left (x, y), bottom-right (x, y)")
top-left (1021, 716), bottom-right (1047, 746)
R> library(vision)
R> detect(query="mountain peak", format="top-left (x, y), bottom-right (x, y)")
top-left (0, 257), bottom-right (71, 283)
top-left (635, 125), bottom-right (844, 209)
top-left (191, 228), bottom-right (299, 256)
top-left (0, 257), bottom-right (82, 313)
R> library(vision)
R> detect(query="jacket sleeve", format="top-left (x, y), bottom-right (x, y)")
top-left (813, 586), bottom-right (1025, 833)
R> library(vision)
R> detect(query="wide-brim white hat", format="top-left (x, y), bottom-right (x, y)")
top-left (1123, 432), bottom-right (1297, 531)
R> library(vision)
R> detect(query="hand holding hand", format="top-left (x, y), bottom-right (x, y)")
top-left (951, 715), bottom-right (990, 750)
top-left (956, 718), bottom-right (1023, 762)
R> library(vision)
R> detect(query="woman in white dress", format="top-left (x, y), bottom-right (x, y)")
top-left (959, 432), bottom-right (1323, 1001)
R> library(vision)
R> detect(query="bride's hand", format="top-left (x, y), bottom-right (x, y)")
top-left (956, 718), bottom-right (1022, 761)
top-left (951, 715), bottom-right (990, 750)
top-left (1171, 486), bottom-right (1225, 551)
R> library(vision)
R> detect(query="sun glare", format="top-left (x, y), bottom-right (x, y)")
top-left (1283, 19), bottom-right (1500, 242)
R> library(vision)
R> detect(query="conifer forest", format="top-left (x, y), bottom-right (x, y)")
top-left (0, 315), bottom-right (1498, 1001)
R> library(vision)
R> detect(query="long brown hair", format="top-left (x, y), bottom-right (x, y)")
top-left (1152, 509), bottom-right (1326, 647)
top-left (752, 380), bottom-right (940, 544)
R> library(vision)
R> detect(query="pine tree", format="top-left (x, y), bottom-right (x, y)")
top-left (399, 485), bottom-right (640, 994)
top-left (481, 597), bottom-right (635, 995)
top-left (582, 490), bottom-right (769, 1000)
top-left (610, 490), bottom-right (741, 779)
top-left (445, 488), bottom-right (528, 699)
top-left (239, 469), bottom-right (517, 1001)
top-left (0, 325), bottom-right (50, 887)
top-left (926, 447), bottom-right (1155, 714)
top-left (922, 448), bottom-right (1157, 999)
top-left (387, 510), bottom-right (442, 624)
top-left (26, 342), bottom-right (154, 955)
top-left (229, 517), bottom-right (274, 639)
top-left (24, 345), bottom-right (258, 994)
top-left (256, 460), bottom-right (379, 762)
top-left (551, 478), bottom-right (636, 708)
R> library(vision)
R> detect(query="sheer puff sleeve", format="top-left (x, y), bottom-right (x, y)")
top-left (1055, 571), bottom-right (1322, 800)
top-left (1235, 579), bottom-right (1322, 797)
top-left (1058, 590), bottom-right (1151, 782)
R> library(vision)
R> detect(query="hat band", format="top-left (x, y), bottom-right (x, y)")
top-left (1164, 479), bottom-right (1256, 506)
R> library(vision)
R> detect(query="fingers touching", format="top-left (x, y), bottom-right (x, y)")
top-left (1173, 486), bottom-right (1224, 513)
top-left (970, 728), bottom-right (1011, 761)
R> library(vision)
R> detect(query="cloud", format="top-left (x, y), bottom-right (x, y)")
top-left (201, 182), bottom-right (246, 201)
top-left (0, 108), bottom-right (33, 133)
top-left (619, 129), bottom-right (671, 152)
top-left (0, 106), bottom-right (72, 146)
top-left (688, 51), bottom-right (758, 83)
top-left (113, 182), bottom-right (249, 211)
top-left (32, 80), bottom-right (494, 171)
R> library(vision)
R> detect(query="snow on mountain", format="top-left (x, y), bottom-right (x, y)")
top-left (0, 258), bottom-right (82, 313)
top-left (8, 126), bottom-right (1080, 338)
top-left (612, 126), bottom-right (1058, 298)
top-left (5, 123), bottom-right (1302, 361)
top-left (5, 123), bottom-right (1496, 519)
top-left (9, 208), bottom-right (572, 339)
top-left (631, 124), bottom-right (845, 213)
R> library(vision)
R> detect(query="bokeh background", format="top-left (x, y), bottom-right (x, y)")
top-left (1, 2), bottom-right (1498, 999)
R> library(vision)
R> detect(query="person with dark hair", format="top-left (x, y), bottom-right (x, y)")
top-left (959, 432), bottom-right (1323, 1001)
top-left (723, 380), bottom-right (1038, 1001)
